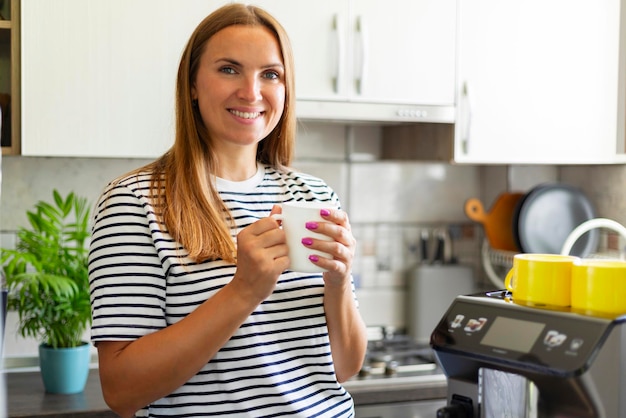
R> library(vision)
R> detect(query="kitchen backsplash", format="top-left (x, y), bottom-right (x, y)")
top-left (1, 122), bottom-right (624, 363)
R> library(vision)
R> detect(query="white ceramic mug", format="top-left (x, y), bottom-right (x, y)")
top-left (272, 201), bottom-right (337, 273)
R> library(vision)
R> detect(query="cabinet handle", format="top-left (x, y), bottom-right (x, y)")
top-left (461, 81), bottom-right (472, 155)
top-left (355, 15), bottom-right (368, 95)
top-left (332, 14), bottom-right (345, 94)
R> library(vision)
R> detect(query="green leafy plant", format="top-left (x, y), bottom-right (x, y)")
top-left (0, 190), bottom-right (91, 348)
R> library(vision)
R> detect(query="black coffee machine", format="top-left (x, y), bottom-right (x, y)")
top-left (431, 291), bottom-right (626, 418)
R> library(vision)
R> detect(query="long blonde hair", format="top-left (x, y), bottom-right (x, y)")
top-left (134, 4), bottom-right (296, 263)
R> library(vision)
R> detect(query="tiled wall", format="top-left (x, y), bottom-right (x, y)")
top-left (560, 165), bottom-right (626, 227)
top-left (0, 122), bottom-right (485, 361)
top-left (2, 122), bottom-right (624, 362)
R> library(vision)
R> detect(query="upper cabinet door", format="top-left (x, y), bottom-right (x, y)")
top-left (21, 0), bottom-right (224, 158)
top-left (454, 0), bottom-right (626, 164)
top-left (251, 0), bottom-right (351, 101)
top-left (255, 0), bottom-right (456, 106)
top-left (350, 0), bottom-right (456, 106)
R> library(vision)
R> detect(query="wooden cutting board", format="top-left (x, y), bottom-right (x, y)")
top-left (465, 192), bottom-right (524, 252)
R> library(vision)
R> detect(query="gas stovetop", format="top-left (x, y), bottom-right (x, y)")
top-left (354, 332), bottom-right (440, 381)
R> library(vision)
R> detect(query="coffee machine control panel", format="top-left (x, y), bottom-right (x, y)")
top-left (431, 293), bottom-right (617, 375)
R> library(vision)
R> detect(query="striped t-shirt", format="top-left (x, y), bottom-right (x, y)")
top-left (89, 164), bottom-right (356, 417)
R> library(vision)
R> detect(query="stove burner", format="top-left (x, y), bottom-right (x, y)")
top-left (358, 334), bottom-right (438, 379)
top-left (384, 360), bottom-right (399, 376)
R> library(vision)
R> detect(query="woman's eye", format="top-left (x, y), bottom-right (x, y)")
top-left (263, 71), bottom-right (280, 80)
top-left (220, 67), bottom-right (237, 75)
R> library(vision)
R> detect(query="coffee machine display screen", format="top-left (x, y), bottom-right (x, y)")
top-left (480, 316), bottom-right (545, 353)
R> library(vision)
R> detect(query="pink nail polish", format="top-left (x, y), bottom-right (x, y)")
top-left (305, 221), bottom-right (318, 230)
top-left (309, 254), bottom-right (319, 262)
top-left (302, 237), bottom-right (313, 246)
top-left (320, 209), bottom-right (331, 217)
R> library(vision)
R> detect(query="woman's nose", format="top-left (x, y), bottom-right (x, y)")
top-left (237, 75), bottom-right (262, 102)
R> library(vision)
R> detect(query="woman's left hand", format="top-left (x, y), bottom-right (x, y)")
top-left (310, 207), bottom-right (367, 382)
top-left (303, 208), bottom-right (356, 283)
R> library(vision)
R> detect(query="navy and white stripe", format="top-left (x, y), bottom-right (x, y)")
top-left (89, 165), bottom-right (356, 417)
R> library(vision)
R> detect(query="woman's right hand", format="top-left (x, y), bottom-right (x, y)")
top-left (231, 205), bottom-right (289, 303)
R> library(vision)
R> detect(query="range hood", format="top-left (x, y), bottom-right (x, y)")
top-left (295, 100), bottom-right (456, 124)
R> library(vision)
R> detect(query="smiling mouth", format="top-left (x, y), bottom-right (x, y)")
top-left (229, 109), bottom-right (263, 119)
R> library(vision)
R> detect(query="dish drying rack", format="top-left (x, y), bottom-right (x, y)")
top-left (481, 241), bottom-right (515, 288)
top-left (482, 218), bottom-right (626, 288)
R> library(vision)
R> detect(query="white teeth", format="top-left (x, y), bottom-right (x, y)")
top-left (230, 109), bottom-right (261, 119)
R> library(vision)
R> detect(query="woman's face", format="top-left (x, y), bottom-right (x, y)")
top-left (192, 24), bottom-right (286, 152)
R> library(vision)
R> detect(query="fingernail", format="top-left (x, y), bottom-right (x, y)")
top-left (302, 237), bottom-right (313, 246)
top-left (309, 254), bottom-right (319, 262)
top-left (305, 221), bottom-right (318, 230)
top-left (320, 209), bottom-right (331, 217)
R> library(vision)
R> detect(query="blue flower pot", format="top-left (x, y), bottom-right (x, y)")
top-left (38, 342), bottom-right (91, 394)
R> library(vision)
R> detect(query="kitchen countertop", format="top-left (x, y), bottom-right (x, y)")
top-left (7, 369), bottom-right (117, 418)
top-left (6, 369), bottom-right (447, 417)
top-left (344, 373), bottom-right (447, 406)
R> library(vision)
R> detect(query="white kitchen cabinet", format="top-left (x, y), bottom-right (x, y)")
top-left (454, 0), bottom-right (626, 164)
top-left (252, 0), bottom-right (457, 122)
top-left (21, 0), bottom-right (456, 158)
top-left (20, 0), bottom-right (224, 158)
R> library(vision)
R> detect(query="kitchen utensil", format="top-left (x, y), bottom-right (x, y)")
top-left (430, 228), bottom-right (453, 264)
top-left (419, 228), bottom-right (453, 264)
top-left (420, 229), bottom-right (430, 264)
top-left (513, 183), bottom-right (598, 257)
top-left (504, 253), bottom-right (579, 307)
top-left (464, 192), bottom-right (524, 252)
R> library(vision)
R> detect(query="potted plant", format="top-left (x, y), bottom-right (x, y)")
top-left (0, 189), bottom-right (92, 394)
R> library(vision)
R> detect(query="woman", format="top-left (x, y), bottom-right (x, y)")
top-left (88, 4), bottom-right (367, 418)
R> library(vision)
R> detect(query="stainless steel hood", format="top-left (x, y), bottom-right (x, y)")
top-left (296, 100), bottom-right (456, 124)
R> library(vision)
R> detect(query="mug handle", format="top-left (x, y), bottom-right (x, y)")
top-left (504, 268), bottom-right (515, 292)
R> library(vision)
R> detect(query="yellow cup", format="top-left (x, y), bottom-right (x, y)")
top-left (505, 253), bottom-right (580, 306)
top-left (571, 259), bottom-right (626, 315)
